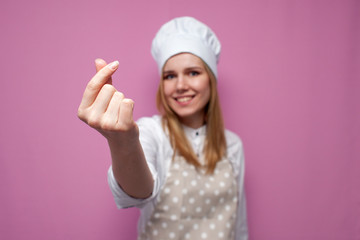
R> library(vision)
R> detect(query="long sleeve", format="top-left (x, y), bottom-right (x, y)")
top-left (107, 116), bottom-right (168, 209)
top-left (226, 130), bottom-right (249, 240)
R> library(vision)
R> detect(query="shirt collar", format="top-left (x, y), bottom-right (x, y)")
top-left (182, 124), bottom-right (207, 138)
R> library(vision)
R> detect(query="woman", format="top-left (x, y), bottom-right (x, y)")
top-left (78, 16), bottom-right (248, 239)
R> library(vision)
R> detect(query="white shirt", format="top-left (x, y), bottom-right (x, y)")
top-left (108, 115), bottom-right (248, 239)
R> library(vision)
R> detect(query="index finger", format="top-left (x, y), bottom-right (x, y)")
top-left (79, 60), bottom-right (119, 109)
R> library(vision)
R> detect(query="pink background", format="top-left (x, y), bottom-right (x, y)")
top-left (1, 0), bottom-right (359, 239)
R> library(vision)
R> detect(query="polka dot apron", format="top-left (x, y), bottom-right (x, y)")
top-left (138, 156), bottom-right (238, 240)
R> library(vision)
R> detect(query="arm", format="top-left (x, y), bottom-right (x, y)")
top-left (77, 59), bottom-right (153, 199)
top-left (226, 130), bottom-right (248, 240)
top-left (235, 148), bottom-right (248, 240)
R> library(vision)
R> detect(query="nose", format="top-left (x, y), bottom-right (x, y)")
top-left (175, 74), bottom-right (188, 92)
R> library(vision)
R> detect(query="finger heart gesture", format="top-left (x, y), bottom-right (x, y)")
top-left (78, 59), bottom-right (137, 139)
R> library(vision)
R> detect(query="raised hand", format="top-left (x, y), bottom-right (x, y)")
top-left (77, 59), bottom-right (153, 198)
top-left (78, 59), bottom-right (138, 142)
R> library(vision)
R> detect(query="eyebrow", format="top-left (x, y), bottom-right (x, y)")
top-left (163, 66), bottom-right (203, 74)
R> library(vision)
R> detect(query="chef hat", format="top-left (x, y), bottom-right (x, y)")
top-left (151, 16), bottom-right (221, 79)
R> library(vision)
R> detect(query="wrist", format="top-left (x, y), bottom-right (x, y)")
top-left (106, 125), bottom-right (139, 148)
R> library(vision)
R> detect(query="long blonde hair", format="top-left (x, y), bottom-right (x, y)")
top-left (156, 60), bottom-right (226, 174)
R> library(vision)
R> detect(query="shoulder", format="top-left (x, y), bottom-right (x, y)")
top-left (225, 129), bottom-right (244, 152)
top-left (137, 115), bottom-right (163, 132)
top-left (136, 115), bottom-right (166, 142)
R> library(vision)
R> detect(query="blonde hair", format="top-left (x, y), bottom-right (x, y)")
top-left (156, 60), bottom-right (226, 174)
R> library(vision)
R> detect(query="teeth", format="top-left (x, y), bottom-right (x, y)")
top-left (177, 97), bottom-right (192, 103)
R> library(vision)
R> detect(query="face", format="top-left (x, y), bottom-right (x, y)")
top-left (162, 53), bottom-right (211, 128)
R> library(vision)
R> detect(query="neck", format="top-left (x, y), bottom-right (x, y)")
top-left (178, 113), bottom-right (205, 129)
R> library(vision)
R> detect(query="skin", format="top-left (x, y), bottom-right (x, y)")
top-left (77, 53), bottom-right (211, 198)
top-left (163, 53), bottom-right (211, 129)
top-left (78, 59), bottom-right (153, 199)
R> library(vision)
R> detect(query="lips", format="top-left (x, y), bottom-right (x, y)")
top-left (176, 96), bottom-right (193, 103)
top-left (173, 95), bottom-right (195, 105)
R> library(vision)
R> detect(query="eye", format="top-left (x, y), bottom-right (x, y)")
top-left (189, 71), bottom-right (199, 77)
top-left (163, 74), bottom-right (175, 80)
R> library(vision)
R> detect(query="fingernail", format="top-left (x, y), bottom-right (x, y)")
top-left (108, 61), bottom-right (119, 70)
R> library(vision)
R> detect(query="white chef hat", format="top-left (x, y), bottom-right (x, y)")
top-left (151, 16), bottom-right (221, 79)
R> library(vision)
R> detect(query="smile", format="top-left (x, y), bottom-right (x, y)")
top-left (176, 96), bottom-right (193, 103)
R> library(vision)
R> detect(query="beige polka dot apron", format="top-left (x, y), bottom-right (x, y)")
top-left (138, 156), bottom-right (238, 240)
